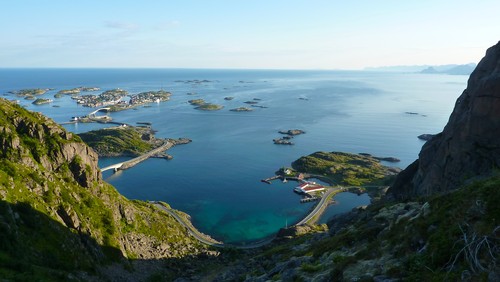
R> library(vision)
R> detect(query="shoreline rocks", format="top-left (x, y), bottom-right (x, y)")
top-left (359, 153), bottom-right (401, 163)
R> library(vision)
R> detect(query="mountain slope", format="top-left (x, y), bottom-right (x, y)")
top-left (0, 99), bottom-right (209, 281)
top-left (204, 42), bottom-right (500, 281)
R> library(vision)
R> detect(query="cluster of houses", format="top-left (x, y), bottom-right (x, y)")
top-left (73, 89), bottom-right (128, 107)
top-left (72, 89), bottom-right (171, 108)
top-left (128, 90), bottom-right (171, 106)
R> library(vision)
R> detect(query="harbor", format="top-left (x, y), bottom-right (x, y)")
top-left (261, 172), bottom-right (330, 204)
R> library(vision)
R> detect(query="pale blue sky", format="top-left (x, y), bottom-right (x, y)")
top-left (1, 0), bottom-right (499, 69)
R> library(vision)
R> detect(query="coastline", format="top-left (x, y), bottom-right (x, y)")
top-left (1, 68), bottom-right (465, 244)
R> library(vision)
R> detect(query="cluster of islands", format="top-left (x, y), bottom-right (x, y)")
top-left (6, 84), bottom-right (276, 115)
top-left (273, 129), bottom-right (306, 145)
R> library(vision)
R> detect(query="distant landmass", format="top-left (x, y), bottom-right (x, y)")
top-left (365, 63), bottom-right (476, 75)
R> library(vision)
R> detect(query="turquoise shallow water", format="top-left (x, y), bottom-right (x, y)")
top-left (0, 68), bottom-right (468, 243)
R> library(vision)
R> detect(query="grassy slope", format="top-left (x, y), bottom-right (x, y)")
top-left (78, 127), bottom-right (153, 156)
top-left (292, 151), bottom-right (395, 186)
top-left (245, 175), bottom-right (499, 281)
top-left (0, 100), bottom-right (206, 281)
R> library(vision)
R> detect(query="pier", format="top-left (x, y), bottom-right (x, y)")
top-left (261, 175), bottom-right (280, 184)
top-left (300, 196), bottom-right (320, 203)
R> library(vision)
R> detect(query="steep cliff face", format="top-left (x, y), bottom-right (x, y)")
top-left (0, 103), bottom-right (101, 188)
top-left (389, 41), bottom-right (500, 199)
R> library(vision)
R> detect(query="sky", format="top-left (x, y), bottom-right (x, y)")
top-left (1, 0), bottom-right (499, 69)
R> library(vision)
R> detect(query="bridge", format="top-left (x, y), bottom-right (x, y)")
top-left (88, 107), bottom-right (111, 117)
top-left (101, 141), bottom-right (174, 172)
top-left (101, 138), bottom-right (191, 172)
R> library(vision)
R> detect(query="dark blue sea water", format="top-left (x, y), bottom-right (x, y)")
top-left (0, 68), bottom-right (468, 243)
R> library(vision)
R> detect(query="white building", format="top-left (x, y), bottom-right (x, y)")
top-left (294, 182), bottom-right (325, 194)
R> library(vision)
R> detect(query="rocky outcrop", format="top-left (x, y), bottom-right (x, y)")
top-left (389, 41), bottom-right (500, 199)
top-left (0, 101), bottom-right (101, 187)
top-left (0, 99), bottom-right (211, 280)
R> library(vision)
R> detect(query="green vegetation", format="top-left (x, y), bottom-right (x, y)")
top-left (57, 88), bottom-right (80, 95)
top-left (188, 99), bottom-right (206, 105)
top-left (9, 88), bottom-right (48, 96)
top-left (57, 87), bottom-right (100, 95)
top-left (195, 103), bottom-right (224, 111)
top-left (0, 98), bottom-right (208, 280)
top-left (239, 174), bottom-right (499, 281)
top-left (187, 99), bottom-right (223, 111)
top-left (292, 151), bottom-right (396, 185)
top-left (78, 126), bottom-right (154, 157)
top-left (32, 98), bottom-right (53, 105)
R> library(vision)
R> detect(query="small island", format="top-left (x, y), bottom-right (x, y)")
top-left (291, 151), bottom-right (400, 186)
top-left (279, 129), bottom-right (305, 136)
top-left (78, 125), bottom-right (189, 158)
top-left (32, 98), bottom-right (53, 105)
top-left (230, 107), bottom-right (253, 112)
top-left (57, 86), bottom-right (100, 95)
top-left (9, 88), bottom-right (49, 97)
top-left (272, 129), bottom-right (305, 145)
top-left (188, 99), bottom-right (223, 111)
top-left (188, 99), bottom-right (206, 106)
top-left (78, 126), bottom-right (157, 157)
top-left (224, 96), bottom-right (234, 100)
top-left (273, 138), bottom-right (294, 145)
top-left (195, 103), bottom-right (223, 111)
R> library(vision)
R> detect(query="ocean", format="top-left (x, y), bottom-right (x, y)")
top-left (0, 68), bottom-right (468, 243)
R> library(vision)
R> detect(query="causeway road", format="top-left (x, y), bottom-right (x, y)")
top-left (295, 187), bottom-right (340, 226)
top-left (119, 141), bottom-right (173, 170)
top-left (101, 138), bottom-right (190, 172)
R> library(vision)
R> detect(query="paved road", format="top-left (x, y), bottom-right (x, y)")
top-left (295, 187), bottom-right (340, 226)
top-left (101, 141), bottom-right (173, 172)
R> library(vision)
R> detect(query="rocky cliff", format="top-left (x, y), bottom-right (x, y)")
top-left (0, 99), bottom-right (211, 281)
top-left (389, 41), bottom-right (500, 199)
